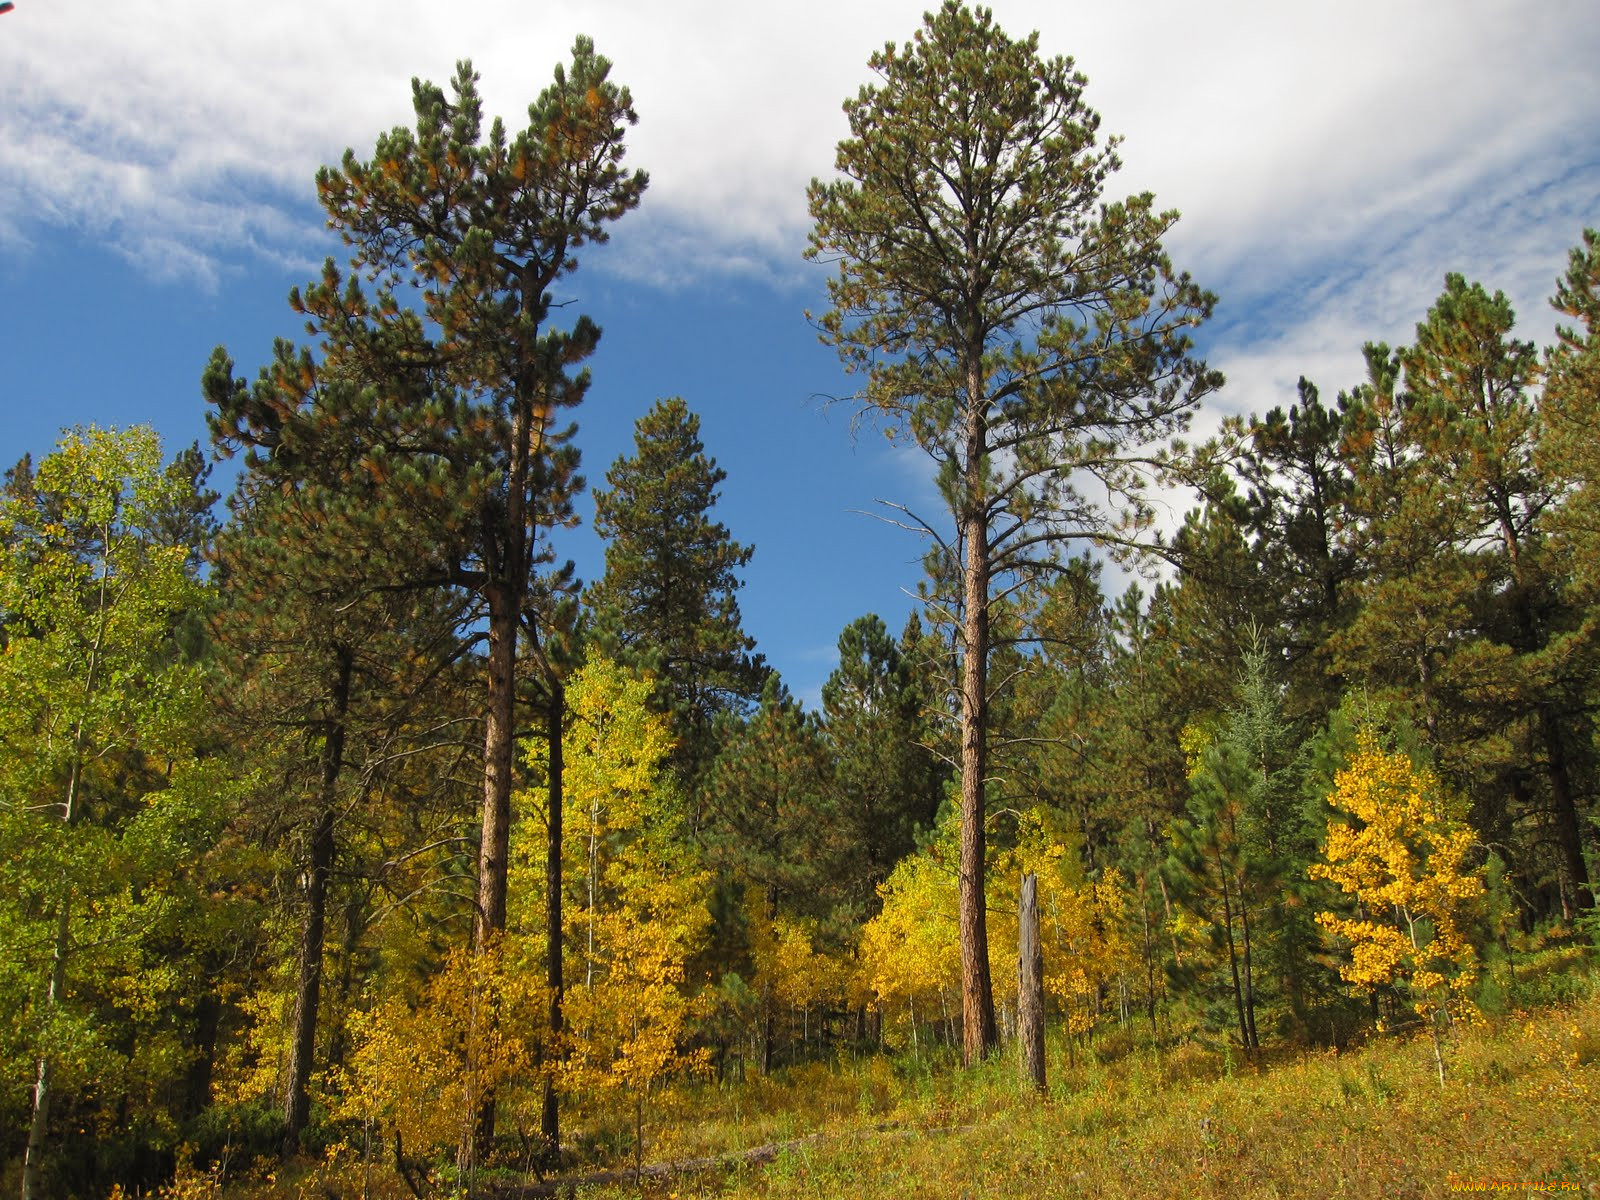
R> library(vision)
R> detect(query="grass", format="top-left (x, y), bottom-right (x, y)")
top-left (201, 954), bottom-right (1600, 1199)
top-left (576, 979), bottom-right (1600, 1199)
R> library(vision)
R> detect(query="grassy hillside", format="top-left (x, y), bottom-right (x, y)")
top-left (179, 947), bottom-right (1600, 1199)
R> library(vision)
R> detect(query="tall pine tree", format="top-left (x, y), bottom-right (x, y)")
top-left (806, 1), bottom-right (1218, 1061)
top-left (207, 46), bottom-right (646, 1156)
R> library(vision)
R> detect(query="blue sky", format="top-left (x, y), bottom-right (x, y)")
top-left (2, 0), bottom-right (1597, 705)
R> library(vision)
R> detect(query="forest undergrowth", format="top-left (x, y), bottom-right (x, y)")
top-left (158, 944), bottom-right (1600, 1200)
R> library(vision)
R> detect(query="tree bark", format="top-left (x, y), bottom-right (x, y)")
top-left (477, 382), bottom-right (533, 953)
top-left (541, 680), bottom-right (565, 1161)
top-left (1508, 584), bottom-right (1592, 915)
top-left (478, 583), bottom-right (518, 947)
top-left (472, 579), bottom-right (518, 1160)
top-left (1017, 873), bottom-right (1046, 1094)
top-left (283, 644), bottom-right (352, 1158)
top-left (183, 987), bottom-right (223, 1122)
top-left (957, 361), bottom-right (998, 1066)
top-left (21, 905), bottom-right (69, 1200)
top-left (1541, 705), bottom-right (1594, 913)
top-left (1215, 852), bottom-right (1251, 1055)
top-left (1238, 893), bottom-right (1260, 1051)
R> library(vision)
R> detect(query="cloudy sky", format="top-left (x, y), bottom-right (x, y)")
top-left (2, 0), bottom-right (1596, 703)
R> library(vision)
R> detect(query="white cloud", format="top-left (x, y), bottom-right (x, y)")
top-left (4, 0), bottom-right (1595, 422)
top-left (5, 1), bottom-right (1589, 278)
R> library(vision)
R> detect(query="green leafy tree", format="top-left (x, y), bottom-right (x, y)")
top-left (0, 427), bottom-right (227, 1200)
top-left (1034, 584), bottom-right (1191, 1019)
top-left (1163, 633), bottom-right (1324, 1051)
top-left (706, 679), bottom-right (846, 918)
top-left (1165, 498), bottom-right (1267, 713)
top-left (1230, 378), bottom-right (1356, 723)
top-left (806, 1), bottom-right (1218, 1061)
top-left (587, 397), bottom-right (765, 790)
top-left (704, 677), bottom-right (847, 1070)
top-left (1166, 724), bottom-right (1263, 1051)
top-left (1403, 275), bottom-right (1588, 912)
top-left (1328, 342), bottom-right (1468, 744)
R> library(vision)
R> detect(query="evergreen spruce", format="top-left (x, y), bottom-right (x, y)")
top-left (821, 613), bottom-right (949, 916)
top-left (587, 397), bottom-right (765, 789)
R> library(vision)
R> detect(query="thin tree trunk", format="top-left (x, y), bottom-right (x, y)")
top-left (542, 681), bottom-right (565, 1161)
top-left (1413, 611), bottom-right (1439, 743)
top-left (1139, 875), bottom-right (1158, 1033)
top-left (761, 984), bottom-right (774, 1076)
top-left (1220, 799), bottom-right (1261, 1053)
top-left (1150, 821), bottom-right (1184, 970)
top-left (478, 582), bottom-right (519, 946)
top-left (23, 533), bottom-right (114, 1200)
top-left (1215, 853), bottom-right (1250, 1054)
top-left (21, 905), bottom-right (69, 1200)
top-left (633, 1091), bottom-right (644, 1187)
top-left (1237, 882), bottom-right (1260, 1051)
top-left (183, 985), bottom-right (223, 1121)
top-left (1017, 873), bottom-right (1046, 1094)
top-left (283, 645), bottom-right (352, 1158)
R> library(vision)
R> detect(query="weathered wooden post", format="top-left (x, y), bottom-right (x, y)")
top-left (1018, 872), bottom-right (1046, 1093)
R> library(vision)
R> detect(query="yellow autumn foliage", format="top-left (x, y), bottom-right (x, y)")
top-left (520, 657), bottom-right (712, 1098)
top-left (1311, 732), bottom-right (1483, 1030)
top-left (1009, 813), bottom-right (1138, 1035)
top-left (335, 939), bottom-right (548, 1167)
top-left (856, 847), bottom-right (968, 1046)
top-left (338, 658), bottom-right (711, 1164)
top-left (745, 889), bottom-right (853, 1014)
top-left (857, 809), bottom-right (1137, 1045)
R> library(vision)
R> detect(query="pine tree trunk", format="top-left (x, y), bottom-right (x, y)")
top-left (1216, 854), bottom-right (1251, 1054)
top-left (478, 583), bottom-right (518, 946)
top-left (1237, 888), bottom-right (1260, 1051)
top-left (473, 580), bottom-right (518, 1157)
top-left (183, 987), bottom-right (223, 1122)
top-left (282, 811), bottom-right (335, 1155)
top-left (283, 646), bottom-right (351, 1158)
top-left (1505, 578), bottom-right (1593, 914)
top-left (1139, 876), bottom-right (1159, 1032)
top-left (958, 371), bottom-right (998, 1065)
top-left (1150, 821), bottom-right (1185, 970)
top-left (478, 384), bottom-right (533, 951)
top-left (1540, 706), bottom-right (1594, 913)
top-left (1017, 873), bottom-right (1046, 1093)
top-left (761, 985), bottom-right (775, 1076)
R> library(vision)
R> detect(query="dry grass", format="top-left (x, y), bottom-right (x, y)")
top-left (579, 987), bottom-right (1600, 1199)
top-left (208, 961), bottom-right (1600, 1199)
